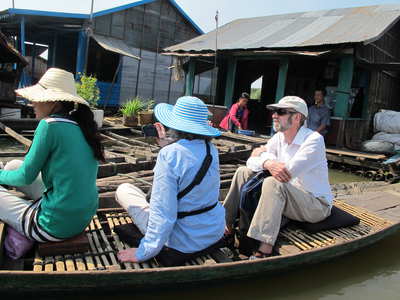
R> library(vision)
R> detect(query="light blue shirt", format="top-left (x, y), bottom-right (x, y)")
top-left (136, 139), bottom-right (225, 261)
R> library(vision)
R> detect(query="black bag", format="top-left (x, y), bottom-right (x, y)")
top-left (237, 171), bottom-right (270, 256)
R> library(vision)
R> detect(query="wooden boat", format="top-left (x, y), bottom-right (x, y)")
top-left (0, 120), bottom-right (399, 293)
top-left (1, 171), bottom-right (400, 294)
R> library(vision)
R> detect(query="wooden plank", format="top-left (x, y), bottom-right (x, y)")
top-left (0, 121), bottom-right (32, 147)
top-left (326, 148), bottom-right (386, 160)
top-left (334, 56), bottom-right (354, 118)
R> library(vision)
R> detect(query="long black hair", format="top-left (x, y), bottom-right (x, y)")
top-left (58, 102), bottom-right (105, 162)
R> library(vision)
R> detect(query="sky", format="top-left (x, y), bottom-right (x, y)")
top-left (0, 0), bottom-right (400, 33)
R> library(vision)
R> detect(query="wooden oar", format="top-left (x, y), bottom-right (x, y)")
top-left (0, 121), bottom-right (32, 147)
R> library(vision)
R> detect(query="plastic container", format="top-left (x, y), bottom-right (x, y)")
top-left (237, 129), bottom-right (255, 136)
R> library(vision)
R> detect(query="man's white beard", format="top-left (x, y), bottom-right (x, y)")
top-left (273, 116), bottom-right (293, 132)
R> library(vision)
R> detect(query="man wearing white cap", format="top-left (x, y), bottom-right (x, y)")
top-left (223, 96), bottom-right (333, 258)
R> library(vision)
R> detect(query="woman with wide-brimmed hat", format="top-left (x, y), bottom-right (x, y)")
top-left (0, 68), bottom-right (104, 246)
top-left (116, 96), bottom-right (225, 266)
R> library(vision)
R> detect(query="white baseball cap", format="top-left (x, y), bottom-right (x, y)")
top-left (267, 96), bottom-right (308, 117)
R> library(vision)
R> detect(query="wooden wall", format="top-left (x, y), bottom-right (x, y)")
top-left (355, 20), bottom-right (400, 140)
top-left (93, 0), bottom-right (200, 105)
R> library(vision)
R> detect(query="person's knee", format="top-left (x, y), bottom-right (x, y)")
top-left (236, 166), bottom-right (253, 176)
top-left (115, 183), bottom-right (134, 201)
top-left (262, 176), bottom-right (286, 192)
top-left (4, 159), bottom-right (23, 171)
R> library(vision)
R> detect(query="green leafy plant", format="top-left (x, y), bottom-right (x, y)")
top-left (144, 99), bottom-right (155, 111)
top-left (76, 74), bottom-right (100, 108)
top-left (120, 97), bottom-right (144, 117)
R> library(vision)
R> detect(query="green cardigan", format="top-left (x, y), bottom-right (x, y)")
top-left (0, 117), bottom-right (99, 238)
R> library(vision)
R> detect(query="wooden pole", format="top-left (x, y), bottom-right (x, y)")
top-left (0, 121), bottom-right (32, 147)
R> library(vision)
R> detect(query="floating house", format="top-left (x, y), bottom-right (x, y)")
top-left (0, 0), bottom-right (209, 106)
top-left (164, 4), bottom-right (400, 149)
top-left (0, 31), bottom-right (27, 107)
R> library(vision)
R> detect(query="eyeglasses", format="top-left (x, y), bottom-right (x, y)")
top-left (271, 108), bottom-right (297, 116)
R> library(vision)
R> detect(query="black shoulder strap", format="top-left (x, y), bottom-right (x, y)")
top-left (177, 140), bottom-right (212, 200)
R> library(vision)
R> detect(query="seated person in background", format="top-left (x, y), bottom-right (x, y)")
top-left (116, 96), bottom-right (225, 265)
top-left (0, 68), bottom-right (103, 243)
top-left (307, 89), bottom-right (331, 136)
top-left (223, 96), bottom-right (332, 259)
top-left (219, 92), bottom-right (250, 132)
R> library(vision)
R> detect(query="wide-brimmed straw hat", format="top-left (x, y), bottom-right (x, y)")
top-left (267, 96), bottom-right (308, 117)
top-left (15, 68), bottom-right (89, 107)
top-left (154, 96), bottom-right (220, 137)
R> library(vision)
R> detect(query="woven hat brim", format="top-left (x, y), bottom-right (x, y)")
top-left (155, 103), bottom-right (221, 137)
top-left (15, 84), bottom-right (90, 107)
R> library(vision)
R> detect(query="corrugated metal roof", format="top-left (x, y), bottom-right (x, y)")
top-left (0, 0), bottom-right (204, 34)
top-left (164, 4), bottom-right (400, 54)
top-left (92, 34), bottom-right (140, 60)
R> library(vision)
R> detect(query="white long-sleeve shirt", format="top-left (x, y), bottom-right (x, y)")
top-left (246, 126), bottom-right (333, 206)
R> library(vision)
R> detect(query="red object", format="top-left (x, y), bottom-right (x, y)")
top-left (219, 103), bottom-right (249, 130)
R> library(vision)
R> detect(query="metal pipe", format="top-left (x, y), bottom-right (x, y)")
top-left (83, 0), bottom-right (95, 74)
top-left (209, 10), bottom-right (219, 125)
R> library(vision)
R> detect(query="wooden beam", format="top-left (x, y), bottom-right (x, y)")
top-left (0, 121), bottom-right (32, 147)
top-left (224, 57), bottom-right (237, 107)
top-left (275, 57), bottom-right (289, 101)
top-left (185, 59), bottom-right (196, 96)
top-left (334, 56), bottom-right (354, 118)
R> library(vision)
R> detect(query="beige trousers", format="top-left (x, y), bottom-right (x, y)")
top-left (223, 166), bottom-right (331, 245)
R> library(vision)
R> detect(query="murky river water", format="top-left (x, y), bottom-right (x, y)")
top-left (1, 137), bottom-right (399, 299)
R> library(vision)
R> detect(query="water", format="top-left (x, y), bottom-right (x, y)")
top-left (1, 138), bottom-right (397, 299)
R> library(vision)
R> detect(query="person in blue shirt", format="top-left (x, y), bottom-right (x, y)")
top-left (307, 89), bottom-right (331, 136)
top-left (116, 96), bottom-right (225, 265)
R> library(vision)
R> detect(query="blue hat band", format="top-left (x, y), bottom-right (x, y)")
top-left (154, 96), bottom-right (221, 137)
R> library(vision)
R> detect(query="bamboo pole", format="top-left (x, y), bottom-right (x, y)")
top-left (33, 251), bottom-right (43, 272)
top-left (106, 131), bottom-right (159, 150)
top-left (117, 215), bottom-right (152, 269)
top-left (0, 121), bottom-right (32, 147)
top-left (86, 227), bottom-right (105, 270)
top-left (44, 256), bottom-right (54, 272)
top-left (93, 216), bottom-right (120, 270)
top-left (110, 214), bottom-right (140, 269)
top-left (89, 220), bottom-right (112, 269)
top-left (74, 253), bottom-right (87, 271)
top-left (64, 254), bottom-right (76, 271)
top-left (105, 213), bottom-right (132, 270)
top-left (55, 255), bottom-right (65, 271)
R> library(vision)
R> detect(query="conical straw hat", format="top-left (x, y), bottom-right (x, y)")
top-left (15, 68), bottom-right (89, 107)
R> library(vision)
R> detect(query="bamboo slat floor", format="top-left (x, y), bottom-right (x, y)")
top-left (28, 200), bottom-right (391, 272)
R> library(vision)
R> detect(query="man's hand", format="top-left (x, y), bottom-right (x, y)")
top-left (117, 248), bottom-right (139, 263)
top-left (250, 146), bottom-right (267, 157)
top-left (263, 160), bottom-right (291, 182)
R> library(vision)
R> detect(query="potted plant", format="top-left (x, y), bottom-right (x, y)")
top-left (76, 74), bottom-right (103, 128)
top-left (120, 97), bottom-right (144, 126)
top-left (138, 99), bottom-right (155, 126)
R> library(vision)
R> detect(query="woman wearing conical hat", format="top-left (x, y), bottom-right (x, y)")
top-left (0, 68), bottom-right (104, 246)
